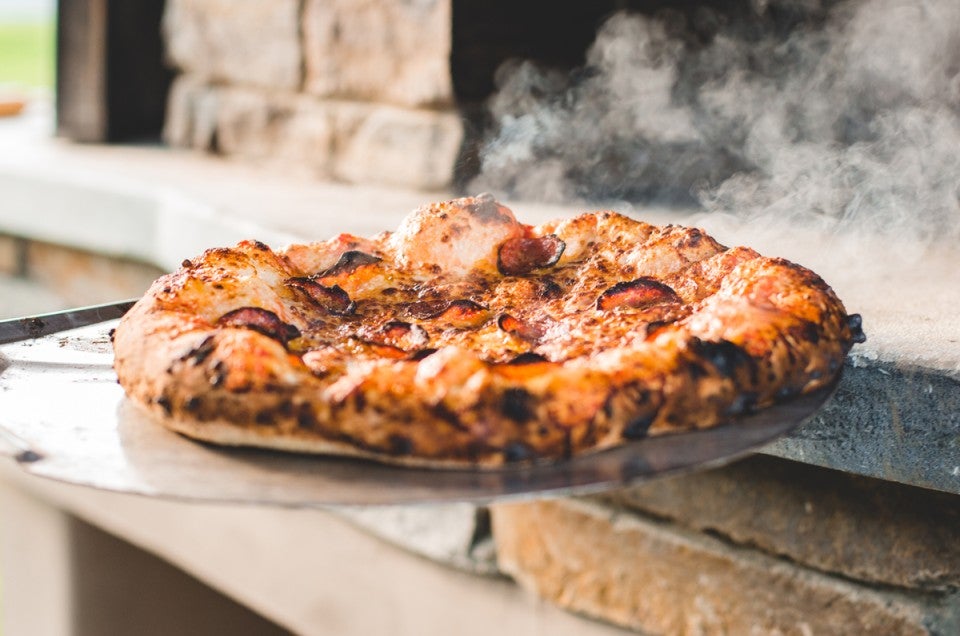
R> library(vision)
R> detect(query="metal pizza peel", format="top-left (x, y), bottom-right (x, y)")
top-left (0, 303), bottom-right (836, 506)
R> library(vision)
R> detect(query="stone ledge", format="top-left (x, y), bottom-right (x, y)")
top-left (763, 359), bottom-right (960, 496)
top-left (492, 498), bottom-right (957, 636)
top-left (600, 455), bottom-right (960, 591)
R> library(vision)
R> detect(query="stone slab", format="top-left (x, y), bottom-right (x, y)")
top-left (492, 498), bottom-right (955, 635)
top-left (602, 455), bottom-right (960, 591)
top-left (303, 0), bottom-right (453, 107)
top-left (163, 0), bottom-right (302, 91)
top-left (764, 359), bottom-right (960, 496)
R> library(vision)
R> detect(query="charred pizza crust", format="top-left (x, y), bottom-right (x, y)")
top-left (113, 194), bottom-right (863, 467)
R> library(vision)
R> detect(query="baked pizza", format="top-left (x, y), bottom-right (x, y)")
top-left (112, 194), bottom-right (864, 467)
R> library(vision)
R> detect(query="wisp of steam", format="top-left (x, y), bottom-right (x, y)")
top-left (472, 0), bottom-right (960, 248)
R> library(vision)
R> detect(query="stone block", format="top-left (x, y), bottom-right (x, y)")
top-left (333, 104), bottom-right (463, 190)
top-left (163, 74), bottom-right (220, 150)
top-left (492, 499), bottom-right (939, 635)
top-left (603, 455), bottom-right (960, 591)
top-left (164, 78), bottom-right (461, 189)
top-left (212, 88), bottom-right (336, 177)
top-left (303, 0), bottom-right (453, 107)
top-left (163, 0), bottom-right (302, 90)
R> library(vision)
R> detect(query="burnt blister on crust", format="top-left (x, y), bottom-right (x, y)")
top-left (217, 307), bottom-right (301, 344)
top-left (497, 235), bottom-right (566, 276)
top-left (286, 278), bottom-right (356, 315)
top-left (597, 277), bottom-right (681, 311)
top-left (689, 338), bottom-right (754, 378)
top-left (846, 313), bottom-right (866, 344)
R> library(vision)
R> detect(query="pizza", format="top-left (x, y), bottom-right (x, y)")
top-left (112, 194), bottom-right (864, 468)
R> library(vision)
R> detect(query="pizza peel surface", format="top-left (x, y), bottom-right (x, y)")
top-left (112, 194), bottom-right (864, 468)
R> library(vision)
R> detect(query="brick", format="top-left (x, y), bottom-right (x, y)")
top-left (25, 242), bottom-right (163, 307)
top-left (602, 455), bottom-right (960, 591)
top-left (163, 0), bottom-right (302, 90)
top-left (333, 104), bottom-right (462, 190)
top-left (492, 499), bottom-right (934, 636)
top-left (303, 0), bottom-right (453, 107)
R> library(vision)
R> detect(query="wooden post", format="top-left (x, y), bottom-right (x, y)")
top-left (56, 0), bottom-right (171, 143)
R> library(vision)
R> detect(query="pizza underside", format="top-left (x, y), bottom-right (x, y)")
top-left (112, 195), bottom-right (863, 468)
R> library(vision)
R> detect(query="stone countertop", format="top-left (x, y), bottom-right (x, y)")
top-left (1, 105), bottom-right (958, 496)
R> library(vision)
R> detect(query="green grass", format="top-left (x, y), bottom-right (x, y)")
top-left (0, 20), bottom-right (55, 88)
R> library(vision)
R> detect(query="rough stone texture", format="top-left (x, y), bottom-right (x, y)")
top-left (211, 88), bottom-right (336, 178)
top-left (163, 74), bottom-right (221, 151)
top-left (163, 0), bottom-right (303, 91)
top-left (303, 0), bottom-right (453, 107)
top-left (601, 455), bottom-right (960, 592)
top-left (492, 499), bottom-right (941, 636)
top-left (764, 360), bottom-right (960, 496)
top-left (25, 241), bottom-right (163, 307)
top-left (333, 104), bottom-right (463, 190)
top-left (165, 78), bottom-right (463, 189)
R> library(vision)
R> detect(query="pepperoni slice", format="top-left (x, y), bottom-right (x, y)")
top-left (406, 299), bottom-right (490, 328)
top-left (286, 278), bottom-right (356, 315)
top-left (596, 277), bottom-right (681, 311)
top-left (320, 250), bottom-right (382, 278)
top-left (497, 313), bottom-right (546, 341)
top-left (217, 308), bottom-right (301, 343)
top-left (497, 235), bottom-right (565, 276)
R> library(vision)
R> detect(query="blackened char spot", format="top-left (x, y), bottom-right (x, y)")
top-left (847, 313), bottom-right (866, 344)
top-left (408, 348), bottom-right (438, 361)
top-left (507, 352), bottom-right (548, 365)
top-left (623, 413), bottom-right (655, 440)
top-left (690, 338), bottom-right (753, 378)
top-left (184, 396), bottom-right (201, 412)
top-left (465, 193), bottom-right (506, 222)
top-left (320, 250), bottom-right (382, 277)
top-left (180, 335), bottom-right (216, 365)
top-left (503, 441), bottom-right (536, 463)
top-left (501, 388), bottom-right (535, 422)
top-left (432, 402), bottom-right (468, 431)
top-left (388, 434), bottom-right (414, 456)
top-left (250, 240), bottom-right (271, 251)
top-left (155, 395), bottom-right (172, 415)
top-left (538, 278), bottom-right (563, 300)
top-left (726, 392), bottom-right (757, 416)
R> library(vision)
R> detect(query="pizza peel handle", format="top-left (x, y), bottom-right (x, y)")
top-left (0, 321), bottom-right (838, 505)
top-left (0, 299), bottom-right (137, 345)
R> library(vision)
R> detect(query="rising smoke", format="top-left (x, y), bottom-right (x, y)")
top-left (472, 0), bottom-right (960, 246)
